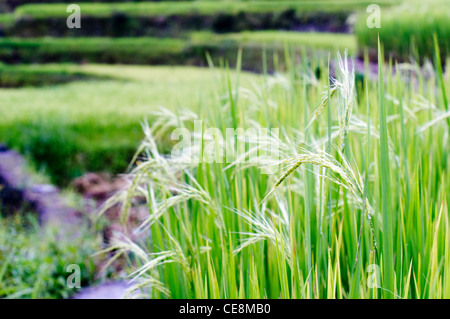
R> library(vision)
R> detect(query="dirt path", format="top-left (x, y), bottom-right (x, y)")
top-left (72, 282), bottom-right (132, 299)
top-left (0, 145), bottom-right (80, 226)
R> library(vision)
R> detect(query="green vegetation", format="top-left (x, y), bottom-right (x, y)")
top-left (0, 37), bottom-right (187, 65)
top-left (101, 49), bottom-right (450, 298)
top-left (0, 213), bottom-right (99, 299)
top-left (192, 31), bottom-right (357, 53)
top-left (356, 1), bottom-right (450, 61)
top-left (0, 14), bottom-right (13, 24)
top-left (1, 1), bottom-right (400, 37)
top-left (2, 0), bottom-right (187, 12)
top-left (14, 1), bottom-right (399, 17)
top-left (1, 0), bottom-right (449, 301)
top-left (0, 32), bottom-right (355, 69)
top-left (0, 63), bottom-right (108, 87)
top-left (0, 65), bottom-right (260, 184)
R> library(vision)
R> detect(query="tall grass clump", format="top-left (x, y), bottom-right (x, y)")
top-left (355, 1), bottom-right (450, 62)
top-left (100, 44), bottom-right (449, 298)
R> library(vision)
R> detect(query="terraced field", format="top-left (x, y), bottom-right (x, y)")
top-left (0, 32), bottom-right (356, 72)
top-left (0, 64), bottom-right (261, 183)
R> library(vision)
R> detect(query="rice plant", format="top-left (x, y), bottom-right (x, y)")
top-left (100, 44), bottom-right (449, 299)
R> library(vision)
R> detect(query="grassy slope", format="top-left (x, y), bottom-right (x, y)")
top-left (0, 31), bottom-right (356, 50)
top-left (0, 32), bottom-right (356, 66)
top-left (0, 37), bottom-right (186, 52)
top-left (0, 63), bottom-right (110, 87)
top-left (0, 37), bottom-right (187, 64)
top-left (13, 1), bottom-right (399, 17)
top-left (0, 214), bottom-right (99, 299)
top-left (98, 52), bottom-right (450, 299)
top-left (0, 65), bottom-right (261, 184)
